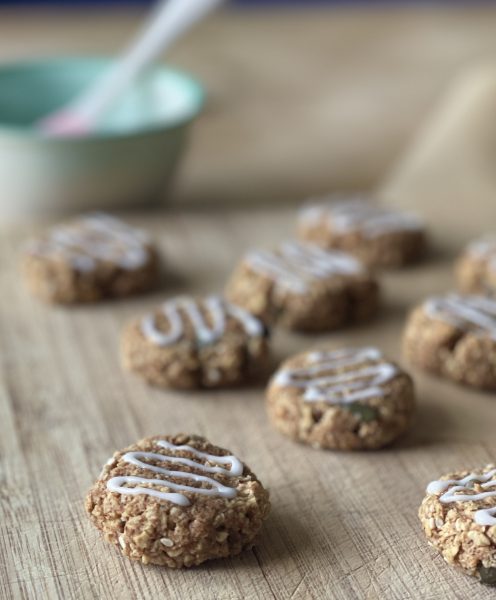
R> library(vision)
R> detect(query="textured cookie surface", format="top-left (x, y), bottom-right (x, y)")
top-left (22, 212), bottom-right (159, 303)
top-left (266, 346), bottom-right (415, 450)
top-left (403, 293), bottom-right (496, 389)
top-left (456, 236), bottom-right (496, 295)
top-left (86, 434), bottom-right (270, 568)
top-left (122, 295), bottom-right (269, 389)
top-left (298, 196), bottom-right (426, 268)
top-left (419, 465), bottom-right (496, 585)
top-left (225, 240), bottom-right (379, 332)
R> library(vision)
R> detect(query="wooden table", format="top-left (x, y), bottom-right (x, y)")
top-left (2, 5), bottom-right (496, 600)
top-left (1, 207), bottom-right (496, 600)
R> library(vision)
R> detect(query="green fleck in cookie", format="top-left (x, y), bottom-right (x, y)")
top-left (420, 465), bottom-right (496, 585)
top-left (266, 346), bottom-right (415, 450)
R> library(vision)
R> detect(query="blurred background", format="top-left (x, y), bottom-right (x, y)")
top-left (1, 0), bottom-right (496, 220)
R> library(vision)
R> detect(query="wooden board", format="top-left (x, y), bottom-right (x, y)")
top-left (2, 5), bottom-right (496, 599)
top-left (1, 207), bottom-right (496, 600)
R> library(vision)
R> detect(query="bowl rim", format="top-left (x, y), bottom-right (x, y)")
top-left (0, 55), bottom-right (205, 142)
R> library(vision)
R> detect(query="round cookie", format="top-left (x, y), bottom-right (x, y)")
top-left (266, 346), bottom-right (415, 450)
top-left (298, 195), bottom-right (426, 268)
top-left (456, 236), bottom-right (496, 295)
top-left (403, 293), bottom-right (496, 389)
top-left (122, 295), bottom-right (269, 389)
top-left (86, 434), bottom-right (271, 568)
top-left (419, 465), bottom-right (496, 586)
top-left (22, 212), bottom-right (159, 303)
top-left (225, 240), bottom-right (379, 332)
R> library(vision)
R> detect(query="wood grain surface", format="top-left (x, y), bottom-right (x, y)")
top-left (2, 5), bottom-right (496, 600)
top-left (1, 207), bottom-right (496, 600)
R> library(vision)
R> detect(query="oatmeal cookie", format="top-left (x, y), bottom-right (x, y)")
top-left (420, 465), bottom-right (496, 585)
top-left (298, 195), bottom-right (426, 268)
top-left (121, 295), bottom-right (269, 389)
top-left (266, 346), bottom-right (415, 450)
top-left (403, 293), bottom-right (496, 389)
top-left (225, 240), bottom-right (379, 332)
top-left (456, 236), bottom-right (496, 295)
top-left (22, 212), bottom-right (159, 303)
top-left (86, 434), bottom-right (271, 568)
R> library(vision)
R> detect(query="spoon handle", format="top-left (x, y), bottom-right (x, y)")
top-left (41, 0), bottom-right (224, 135)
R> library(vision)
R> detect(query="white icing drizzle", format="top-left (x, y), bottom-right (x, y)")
top-left (300, 197), bottom-right (423, 239)
top-left (141, 296), bottom-right (264, 347)
top-left (468, 236), bottom-right (496, 272)
top-left (424, 294), bottom-right (496, 340)
top-left (106, 440), bottom-right (243, 506)
top-left (245, 240), bottom-right (363, 294)
top-left (27, 212), bottom-right (150, 272)
top-left (273, 347), bottom-right (397, 404)
top-left (427, 468), bottom-right (496, 527)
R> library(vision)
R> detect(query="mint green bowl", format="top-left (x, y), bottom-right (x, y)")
top-left (0, 57), bottom-right (204, 220)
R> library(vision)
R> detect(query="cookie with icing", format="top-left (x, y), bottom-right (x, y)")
top-left (298, 195), bottom-right (426, 268)
top-left (456, 236), bottom-right (496, 295)
top-left (122, 295), bottom-right (269, 389)
top-left (403, 293), bottom-right (496, 389)
top-left (420, 465), bottom-right (496, 585)
top-left (22, 212), bottom-right (159, 303)
top-left (266, 347), bottom-right (415, 450)
top-left (86, 434), bottom-right (270, 568)
top-left (225, 240), bottom-right (379, 332)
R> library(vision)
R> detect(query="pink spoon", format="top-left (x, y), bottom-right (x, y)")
top-left (39, 0), bottom-right (224, 137)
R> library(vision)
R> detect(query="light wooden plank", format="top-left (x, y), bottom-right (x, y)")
top-left (1, 208), bottom-right (496, 600)
top-left (2, 5), bottom-right (496, 598)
